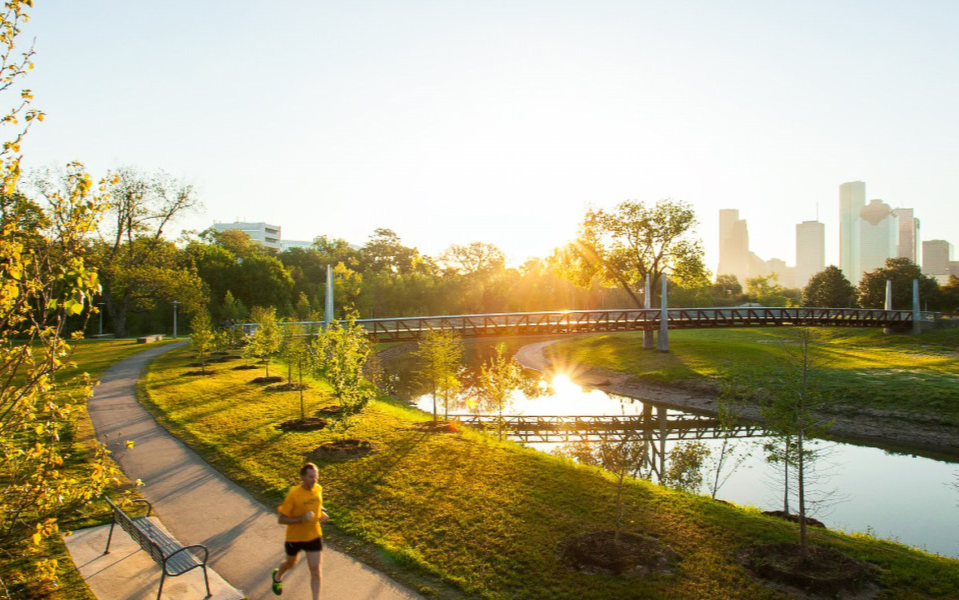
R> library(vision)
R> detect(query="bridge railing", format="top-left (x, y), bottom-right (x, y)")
top-left (237, 307), bottom-right (940, 341)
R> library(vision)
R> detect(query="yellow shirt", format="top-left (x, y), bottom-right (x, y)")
top-left (277, 484), bottom-right (323, 542)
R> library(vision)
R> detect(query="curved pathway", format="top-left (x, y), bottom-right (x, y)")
top-left (88, 342), bottom-right (423, 600)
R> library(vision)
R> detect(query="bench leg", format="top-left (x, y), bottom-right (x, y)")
top-left (157, 571), bottom-right (166, 600)
top-left (203, 564), bottom-right (211, 597)
top-left (103, 521), bottom-right (115, 555)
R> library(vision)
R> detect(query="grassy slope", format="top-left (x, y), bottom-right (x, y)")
top-left (138, 345), bottom-right (959, 600)
top-left (550, 327), bottom-right (959, 425)
top-left (0, 340), bottom-right (172, 600)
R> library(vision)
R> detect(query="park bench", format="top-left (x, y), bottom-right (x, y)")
top-left (103, 496), bottom-right (211, 599)
top-left (137, 334), bottom-right (165, 343)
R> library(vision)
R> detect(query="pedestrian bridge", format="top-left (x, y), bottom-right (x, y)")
top-left (349, 307), bottom-right (936, 342)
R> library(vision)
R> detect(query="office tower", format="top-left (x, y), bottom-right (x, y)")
top-left (765, 258), bottom-right (796, 288)
top-left (922, 240), bottom-right (952, 277)
top-left (718, 209), bottom-right (749, 284)
top-left (894, 208), bottom-right (920, 263)
top-left (839, 182), bottom-right (865, 283)
top-left (858, 199), bottom-right (898, 276)
top-left (212, 221), bottom-right (282, 250)
top-left (795, 220), bottom-right (825, 288)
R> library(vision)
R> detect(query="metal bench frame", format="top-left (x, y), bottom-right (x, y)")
top-left (103, 497), bottom-right (211, 599)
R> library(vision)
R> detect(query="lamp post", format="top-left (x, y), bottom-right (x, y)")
top-left (97, 302), bottom-right (105, 336)
top-left (172, 300), bottom-right (179, 338)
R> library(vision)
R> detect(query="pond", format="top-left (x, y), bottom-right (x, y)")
top-left (380, 339), bottom-right (959, 558)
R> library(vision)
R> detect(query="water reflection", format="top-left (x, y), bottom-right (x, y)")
top-left (387, 348), bottom-right (959, 558)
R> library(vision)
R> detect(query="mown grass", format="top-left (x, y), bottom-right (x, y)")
top-left (549, 327), bottom-right (959, 424)
top-left (0, 339), bottom-right (172, 600)
top-left (139, 343), bottom-right (959, 600)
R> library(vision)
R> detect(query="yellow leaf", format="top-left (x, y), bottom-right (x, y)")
top-left (32, 533), bottom-right (42, 545)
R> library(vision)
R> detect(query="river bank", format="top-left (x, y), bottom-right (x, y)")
top-left (515, 339), bottom-right (959, 460)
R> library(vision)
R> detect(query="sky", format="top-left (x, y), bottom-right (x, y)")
top-left (17, 1), bottom-right (959, 273)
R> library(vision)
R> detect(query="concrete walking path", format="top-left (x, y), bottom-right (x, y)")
top-left (86, 342), bottom-right (423, 600)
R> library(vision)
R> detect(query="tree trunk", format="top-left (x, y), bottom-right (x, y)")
top-left (798, 431), bottom-right (807, 560)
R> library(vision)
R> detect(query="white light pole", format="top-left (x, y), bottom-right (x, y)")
top-left (172, 300), bottom-right (179, 338)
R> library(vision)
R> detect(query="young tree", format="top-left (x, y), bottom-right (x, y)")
top-left (802, 266), bottom-right (857, 308)
top-left (280, 322), bottom-right (313, 420)
top-left (469, 343), bottom-right (543, 440)
top-left (190, 309), bottom-right (214, 373)
top-left (246, 306), bottom-right (282, 377)
top-left (552, 199), bottom-right (709, 308)
top-left (413, 329), bottom-right (463, 424)
top-left (661, 441), bottom-right (710, 494)
top-left (313, 314), bottom-right (376, 429)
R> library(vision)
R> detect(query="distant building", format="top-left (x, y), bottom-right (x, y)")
top-left (795, 220), bottom-right (825, 288)
top-left (280, 240), bottom-right (314, 251)
top-left (839, 181), bottom-right (865, 283)
top-left (718, 209), bottom-right (750, 284)
top-left (212, 221), bottom-right (281, 250)
top-left (894, 208), bottom-right (920, 264)
top-left (923, 240), bottom-right (952, 278)
top-left (765, 258), bottom-right (796, 289)
top-left (858, 199), bottom-right (898, 276)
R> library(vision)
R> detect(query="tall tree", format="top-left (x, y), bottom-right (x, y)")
top-left (440, 242), bottom-right (506, 276)
top-left (553, 200), bottom-right (708, 308)
top-left (802, 266), bottom-right (857, 308)
top-left (746, 273), bottom-right (789, 306)
top-left (857, 257), bottom-right (940, 310)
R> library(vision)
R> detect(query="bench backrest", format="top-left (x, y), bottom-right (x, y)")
top-left (106, 497), bottom-right (165, 564)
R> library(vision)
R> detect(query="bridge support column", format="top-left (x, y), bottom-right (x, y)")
top-left (643, 278), bottom-right (654, 349)
top-left (324, 264), bottom-right (334, 330)
top-left (883, 279), bottom-right (893, 335)
top-left (657, 275), bottom-right (669, 352)
top-left (912, 278), bottom-right (921, 335)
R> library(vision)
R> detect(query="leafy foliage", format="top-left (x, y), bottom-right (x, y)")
top-left (189, 309), bottom-right (214, 373)
top-left (802, 265), bottom-right (857, 308)
top-left (313, 314), bottom-right (375, 428)
top-left (413, 329), bottom-right (463, 423)
top-left (245, 306), bottom-right (282, 377)
top-left (857, 257), bottom-right (940, 310)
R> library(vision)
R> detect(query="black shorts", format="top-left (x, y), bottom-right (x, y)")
top-left (284, 537), bottom-right (323, 556)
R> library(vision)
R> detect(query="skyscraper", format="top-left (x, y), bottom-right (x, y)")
top-left (718, 209), bottom-right (749, 284)
top-left (894, 208), bottom-right (920, 264)
top-left (858, 199), bottom-right (898, 275)
top-left (795, 220), bottom-right (825, 288)
top-left (839, 181), bottom-right (865, 283)
top-left (922, 240), bottom-right (952, 279)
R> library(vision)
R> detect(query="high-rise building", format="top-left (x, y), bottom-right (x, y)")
top-left (858, 199), bottom-right (898, 276)
top-left (718, 209), bottom-right (749, 285)
top-left (839, 181), bottom-right (865, 283)
top-left (212, 221), bottom-right (282, 250)
top-left (894, 208), bottom-right (920, 264)
top-left (923, 240), bottom-right (952, 278)
top-left (795, 220), bottom-right (825, 288)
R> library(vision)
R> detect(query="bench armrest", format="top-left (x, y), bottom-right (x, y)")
top-left (164, 544), bottom-right (209, 567)
top-left (128, 498), bottom-right (153, 517)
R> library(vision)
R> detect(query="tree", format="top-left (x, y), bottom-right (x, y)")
top-left (233, 253), bottom-right (295, 312)
top-left (857, 257), bottom-right (940, 310)
top-left (746, 273), bottom-right (789, 306)
top-left (360, 228), bottom-right (426, 276)
top-left (413, 329), bottom-right (463, 423)
top-left (190, 309), bottom-right (214, 374)
top-left (246, 306), bottom-right (282, 377)
top-left (280, 322), bottom-right (313, 420)
top-left (31, 166), bottom-right (204, 337)
top-left (553, 199), bottom-right (709, 308)
top-left (802, 266), bottom-right (857, 308)
top-left (710, 274), bottom-right (743, 305)
top-left (940, 275), bottom-right (959, 314)
top-left (740, 329), bottom-right (833, 559)
top-left (468, 343), bottom-right (543, 440)
top-left (313, 314), bottom-right (376, 429)
top-left (440, 242), bottom-right (506, 276)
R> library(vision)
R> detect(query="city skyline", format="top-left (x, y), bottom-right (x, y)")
top-left (18, 2), bottom-right (959, 273)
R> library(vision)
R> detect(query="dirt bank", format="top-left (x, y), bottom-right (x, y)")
top-left (515, 340), bottom-right (959, 460)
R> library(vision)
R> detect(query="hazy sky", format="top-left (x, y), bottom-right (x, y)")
top-left (19, 1), bottom-right (959, 272)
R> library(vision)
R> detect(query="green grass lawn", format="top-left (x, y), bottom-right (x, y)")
top-left (0, 339), bottom-right (172, 600)
top-left (549, 327), bottom-right (959, 424)
top-left (137, 344), bottom-right (959, 600)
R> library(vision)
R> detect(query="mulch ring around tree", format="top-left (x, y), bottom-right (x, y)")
top-left (762, 511), bottom-right (827, 529)
top-left (250, 376), bottom-right (284, 384)
top-left (736, 543), bottom-right (875, 597)
top-left (210, 355), bottom-right (242, 363)
top-left (276, 418), bottom-right (328, 432)
top-left (315, 406), bottom-right (343, 417)
top-left (265, 382), bottom-right (310, 392)
top-left (412, 420), bottom-right (459, 433)
top-left (231, 364), bottom-right (259, 371)
top-left (558, 531), bottom-right (678, 578)
top-left (181, 370), bottom-right (216, 377)
top-left (307, 439), bottom-right (374, 461)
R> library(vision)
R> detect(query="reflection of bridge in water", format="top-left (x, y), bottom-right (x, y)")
top-left (449, 405), bottom-right (767, 480)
